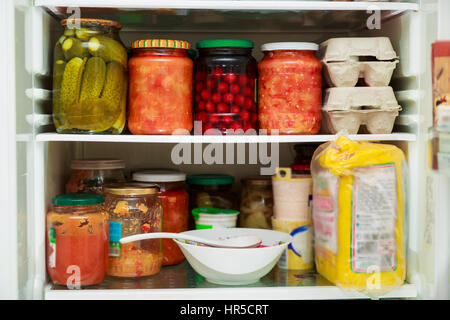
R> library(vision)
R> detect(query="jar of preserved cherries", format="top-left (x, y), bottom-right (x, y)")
top-left (104, 184), bottom-right (163, 278)
top-left (132, 169), bottom-right (189, 266)
top-left (46, 194), bottom-right (108, 287)
top-left (65, 159), bottom-right (126, 195)
top-left (128, 39), bottom-right (193, 135)
top-left (194, 39), bottom-right (258, 134)
top-left (258, 42), bottom-right (322, 135)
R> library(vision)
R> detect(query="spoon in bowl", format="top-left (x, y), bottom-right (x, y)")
top-left (119, 232), bottom-right (262, 249)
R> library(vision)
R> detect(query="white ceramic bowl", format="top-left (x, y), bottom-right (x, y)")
top-left (174, 228), bottom-right (293, 285)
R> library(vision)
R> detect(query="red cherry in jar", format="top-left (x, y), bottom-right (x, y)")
top-left (205, 101), bottom-right (215, 113)
top-left (238, 74), bottom-right (249, 86)
top-left (212, 67), bottom-right (224, 79)
top-left (230, 84), bottom-right (240, 94)
top-left (200, 89), bottom-right (210, 101)
top-left (217, 103), bottom-right (229, 114)
top-left (211, 93), bottom-right (222, 104)
top-left (209, 113), bottom-right (220, 125)
top-left (230, 105), bottom-right (240, 114)
top-left (223, 93), bottom-right (234, 104)
top-left (224, 73), bottom-right (238, 83)
top-left (217, 82), bottom-right (228, 93)
top-left (235, 94), bottom-right (245, 106)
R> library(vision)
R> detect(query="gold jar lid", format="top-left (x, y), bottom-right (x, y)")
top-left (241, 175), bottom-right (272, 186)
top-left (61, 18), bottom-right (123, 29)
top-left (104, 183), bottom-right (159, 196)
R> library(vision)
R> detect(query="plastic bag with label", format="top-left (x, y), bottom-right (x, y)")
top-left (311, 135), bottom-right (407, 297)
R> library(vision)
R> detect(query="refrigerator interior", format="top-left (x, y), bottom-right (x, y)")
top-left (3, 0), bottom-right (447, 300)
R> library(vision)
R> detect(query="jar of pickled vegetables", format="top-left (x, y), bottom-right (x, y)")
top-left (258, 42), bottom-right (322, 135)
top-left (239, 176), bottom-right (273, 229)
top-left (46, 194), bottom-right (108, 287)
top-left (104, 184), bottom-right (163, 278)
top-left (194, 39), bottom-right (258, 134)
top-left (65, 159), bottom-right (126, 195)
top-left (132, 169), bottom-right (189, 266)
top-left (187, 174), bottom-right (238, 209)
top-left (53, 18), bottom-right (128, 134)
top-left (128, 39), bottom-right (193, 135)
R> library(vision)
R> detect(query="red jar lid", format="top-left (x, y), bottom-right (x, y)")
top-left (290, 163), bottom-right (311, 172)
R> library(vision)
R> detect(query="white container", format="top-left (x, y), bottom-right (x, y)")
top-left (272, 168), bottom-right (312, 221)
top-left (174, 228), bottom-right (293, 285)
top-left (192, 207), bottom-right (239, 229)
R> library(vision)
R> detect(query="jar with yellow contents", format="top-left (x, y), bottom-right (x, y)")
top-left (104, 184), bottom-right (163, 278)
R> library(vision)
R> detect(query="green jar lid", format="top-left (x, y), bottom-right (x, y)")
top-left (196, 39), bottom-right (254, 49)
top-left (186, 174), bottom-right (235, 186)
top-left (52, 193), bottom-right (105, 206)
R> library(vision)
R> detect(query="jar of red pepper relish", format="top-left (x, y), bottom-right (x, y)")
top-left (258, 42), bottom-right (322, 135)
top-left (128, 39), bottom-right (193, 135)
top-left (132, 169), bottom-right (189, 266)
top-left (194, 39), bottom-right (258, 134)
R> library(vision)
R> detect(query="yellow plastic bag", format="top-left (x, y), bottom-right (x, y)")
top-left (311, 136), bottom-right (406, 297)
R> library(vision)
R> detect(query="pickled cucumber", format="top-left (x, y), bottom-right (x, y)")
top-left (75, 28), bottom-right (101, 40)
top-left (60, 57), bottom-right (87, 113)
top-left (79, 57), bottom-right (106, 102)
top-left (58, 35), bottom-right (67, 45)
top-left (52, 60), bottom-right (66, 129)
top-left (111, 72), bottom-right (128, 133)
top-left (54, 42), bottom-right (65, 62)
top-left (88, 35), bottom-right (127, 68)
top-left (64, 29), bottom-right (75, 37)
top-left (101, 61), bottom-right (125, 108)
top-left (62, 37), bottom-right (89, 60)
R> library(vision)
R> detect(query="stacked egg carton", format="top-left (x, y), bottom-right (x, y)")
top-left (319, 37), bottom-right (401, 134)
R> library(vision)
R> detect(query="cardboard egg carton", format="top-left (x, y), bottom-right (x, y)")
top-left (319, 37), bottom-right (398, 62)
top-left (323, 60), bottom-right (398, 87)
top-left (323, 87), bottom-right (401, 111)
top-left (321, 109), bottom-right (400, 135)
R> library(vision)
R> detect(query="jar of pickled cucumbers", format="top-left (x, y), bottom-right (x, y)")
top-left (104, 184), bottom-right (163, 278)
top-left (52, 18), bottom-right (128, 134)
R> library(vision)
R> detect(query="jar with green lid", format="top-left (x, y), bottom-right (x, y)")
top-left (46, 193), bottom-right (108, 287)
top-left (186, 173), bottom-right (238, 209)
top-left (53, 18), bottom-right (128, 134)
top-left (104, 184), bottom-right (163, 278)
top-left (239, 176), bottom-right (273, 229)
top-left (193, 39), bottom-right (258, 134)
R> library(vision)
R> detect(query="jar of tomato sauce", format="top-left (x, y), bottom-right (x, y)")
top-left (46, 194), bottom-right (108, 287)
top-left (104, 184), bottom-right (163, 278)
top-left (194, 39), bottom-right (258, 134)
top-left (128, 39), bottom-right (193, 135)
top-left (258, 42), bottom-right (322, 135)
top-left (132, 169), bottom-right (189, 266)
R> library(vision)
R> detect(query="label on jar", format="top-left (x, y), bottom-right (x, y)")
top-left (109, 221), bottom-right (122, 257)
top-left (351, 164), bottom-right (397, 273)
top-left (48, 228), bottom-right (56, 268)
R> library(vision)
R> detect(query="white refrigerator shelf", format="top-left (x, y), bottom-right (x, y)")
top-left (36, 132), bottom-right (417, 144)
top-left (44, 262), bottom-right (417, 300)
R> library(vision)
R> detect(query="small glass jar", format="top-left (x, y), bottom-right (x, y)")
top-left (258, 42), bottom-right (322, 135)
top-left (104, 184), bottom-right (163, 278)
top-left (53, 18), bottom-right (128, 134)
top-left (46, 194), bottom-right (108, 287)
top-left (194, 39), bottom-right (258, 134)
top-left (132, 169), bottom-right (189, 266)
top-left (128, 39), bottom-right (193, 135)
top-left (239, 176), bottom-right (273, 229)
top-left (186, 174), bottom-right (237, 209)
top-left (65, 159), bottom-right (126, 195)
